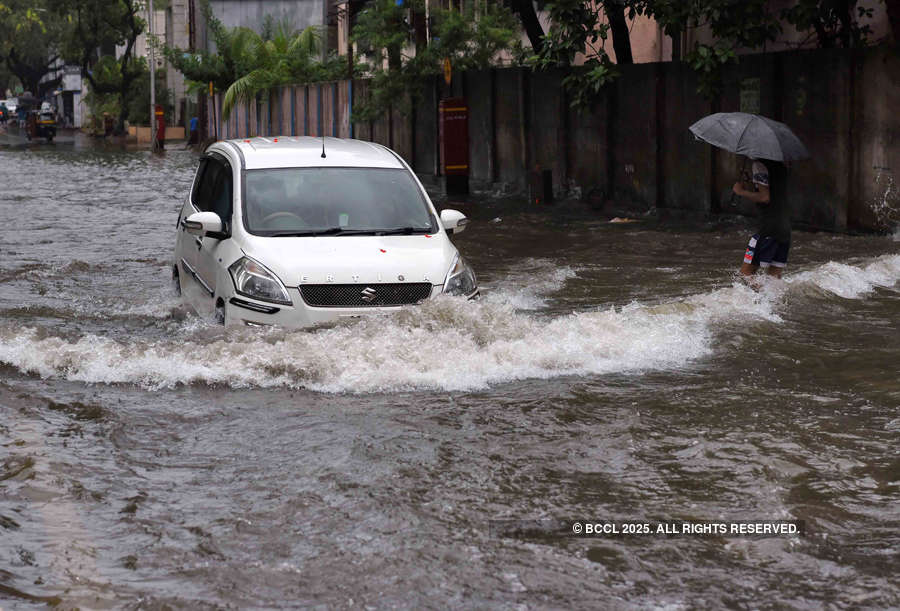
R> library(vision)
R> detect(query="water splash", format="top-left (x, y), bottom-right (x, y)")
top-left (870, 169), bottom-right (899, 230)
top-left (481, 258), bottom-right (577, 310)
top-left (787, 255), bottom-right (900, 299)
top-left (0, 254), bottom-right (897, 393)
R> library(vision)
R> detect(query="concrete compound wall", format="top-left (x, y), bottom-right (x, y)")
top-left (206, 45), bottom-right (900, 232)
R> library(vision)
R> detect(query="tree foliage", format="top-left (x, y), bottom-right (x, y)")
top-left (220, 24), bottom-right (350, 119)
top-left (163, 0), bottom-right (260, 94)
top-left (351, 0), bottom-right (522, 120)
top-left (58, 0), bottom-right (147, 132)
top-left (0, 0), bottom-right (70, 95)
top-left (782, 0), bottom-right (876, 48)
top-left (535, 0), bottom-right (880, 107)
top-left (530, 0), bottom-right (618, 109)
top-left (164, 1), bottom-right (350, 119)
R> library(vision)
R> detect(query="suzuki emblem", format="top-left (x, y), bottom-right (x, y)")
top-left (360, 287), bottom-right (377, 302)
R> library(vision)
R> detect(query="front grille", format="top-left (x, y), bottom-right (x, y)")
top-left (300, 283), bottom-right (434, 308)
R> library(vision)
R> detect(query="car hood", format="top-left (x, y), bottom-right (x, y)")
top-left (238, 233), bottom-right (458, 287)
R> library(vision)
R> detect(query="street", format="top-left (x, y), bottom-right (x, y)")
top-left (1, 146), bottom-right (899, 607)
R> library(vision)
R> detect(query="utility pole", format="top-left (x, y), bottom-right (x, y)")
top-left (148, 0), bottom-right (157, 152)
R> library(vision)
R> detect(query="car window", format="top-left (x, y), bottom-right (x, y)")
top-left (190, 159), bottom-right (209, 209)
top-left (243, 168), bottom-right (436, 235)
top-left (209, 163), bottom-right (233, 229)
top-left (192, 157), bottom-right (225, 212)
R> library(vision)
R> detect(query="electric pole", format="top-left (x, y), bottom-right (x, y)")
top-left (149, 0), bottom-right (157, 152)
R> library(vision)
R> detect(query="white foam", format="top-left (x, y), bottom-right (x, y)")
top-left (0, 254), bottom-right (897, 393)
top-left (786, 254), bottom-right (900, 299)
top-left (481, 258), bottom-right (577, 310)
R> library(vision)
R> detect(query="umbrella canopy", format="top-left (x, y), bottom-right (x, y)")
top-left (15, 93), bottom-right (40, 110)
top-left (689, 112), bottom-right (810, 162)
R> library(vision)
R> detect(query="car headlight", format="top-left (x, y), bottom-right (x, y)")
top-left (228, 257), bottom-right (292, 305)
top-left (443, 253), bottom-right (478, 296)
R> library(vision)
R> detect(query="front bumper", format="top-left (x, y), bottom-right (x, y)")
top-left (225, 284), bottom-right (457, 327)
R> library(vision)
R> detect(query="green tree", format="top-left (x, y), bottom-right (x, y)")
top-left (643, 0), bottom-right (878, 96)
top-left (164, 2), bottom-right (349, 120)
top-left (124, 60), bottom-right (174, 124)
top-left (353, 0), bottom-right (410, 71)
top-left (59, 0), bottom-right (147, 133)
top-left (531, 0), bottom-right (618, 108)
top-left (163, 0), bottom-right (260, 94)
top-left (351, 0), bottom-right (521, 120)
top-left (534, 0), bottom-right (784, 105)
top-left (781, 0), bottom-right (877, 48)
top-left (221, 24), bottom-right (349, 118)
top-left (650, 1), bottom-right (781, 97)
top-left (0, 0), bottom-right (71, 95)
top-left (0, 61), bottom-right (16, 95)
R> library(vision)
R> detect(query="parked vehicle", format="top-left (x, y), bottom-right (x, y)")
top-left (174, 137), bottom-right (478, 327)
top-left (25, 102), bottom-right (56, 142)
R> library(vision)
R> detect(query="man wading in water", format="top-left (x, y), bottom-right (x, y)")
top-left (733, 159), bottom-right (790, 279)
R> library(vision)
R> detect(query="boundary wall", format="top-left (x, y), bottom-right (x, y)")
top-left (205, 46), bottom-right (900, 232)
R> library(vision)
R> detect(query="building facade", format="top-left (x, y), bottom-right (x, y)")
top-left (206, 0), bottom-right (329, 47)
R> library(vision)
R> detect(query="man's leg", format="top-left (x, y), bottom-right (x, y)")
top-left (741, 262), bottom-right (759, 276)
top-left (766, 241), bottom-right (789, 279)
top-left (741, 234), bottom-right (760, 276)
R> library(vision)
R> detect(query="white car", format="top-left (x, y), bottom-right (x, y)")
top-left (174, 137), bottom-right (478, 327)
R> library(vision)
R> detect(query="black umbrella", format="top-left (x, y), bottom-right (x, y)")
top-left (16, 93), bottom-right (40, 110)
top-left (689, 112), bottom-right (810, 162)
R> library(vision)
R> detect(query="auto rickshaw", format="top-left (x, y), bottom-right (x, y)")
top-left (25, 101), bottom-right (57, 143)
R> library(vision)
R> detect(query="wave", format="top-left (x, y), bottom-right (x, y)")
top-left (480, 257), bottom-right (577, 310)
top-left (786, 255), bottom-right (900, 299)
top-left (0, 254), bottom-right (897, 393)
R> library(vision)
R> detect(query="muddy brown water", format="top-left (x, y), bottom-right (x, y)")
top-left (1, 145), bottom-right (899, 609)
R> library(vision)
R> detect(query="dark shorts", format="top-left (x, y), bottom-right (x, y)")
top-left (743, 234), bottom-right (790, 268)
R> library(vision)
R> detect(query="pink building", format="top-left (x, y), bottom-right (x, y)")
top-left (596, 1), bottom-right (894, 65)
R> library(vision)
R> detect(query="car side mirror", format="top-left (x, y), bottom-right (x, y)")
top-left (183, 211), bottom-right (225, 238)
top-left (440, 209), bottom-right (468, 235)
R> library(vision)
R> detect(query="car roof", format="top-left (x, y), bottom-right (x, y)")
top-left (221, 137), bottom-right (405, 170)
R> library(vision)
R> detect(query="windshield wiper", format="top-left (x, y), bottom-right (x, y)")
top-left (267, 227), bottom-right (379, 237)
top-left (373, 226), bottom-right (434, 235)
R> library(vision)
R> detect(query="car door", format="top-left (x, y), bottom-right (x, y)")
top-left (193, 154), bottom-right (234, 316)
top-left (176, 157), bottom-right (207, 305)
top-left (177, 156), bottom-right (223, 308)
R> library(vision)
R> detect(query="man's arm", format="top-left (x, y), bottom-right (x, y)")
top-left (733, 181), bottom-right (770, 204)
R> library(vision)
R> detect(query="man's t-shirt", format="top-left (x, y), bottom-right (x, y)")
top-left (189, 117), bottom-right (199, 132)
top-left (752, 160), bottom-right (791, 243)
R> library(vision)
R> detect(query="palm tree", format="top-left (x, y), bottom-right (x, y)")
top-left (222, 25), bottom-right (322, 119)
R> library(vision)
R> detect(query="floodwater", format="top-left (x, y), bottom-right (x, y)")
top-left (1, 144), bottom-right (899, 609)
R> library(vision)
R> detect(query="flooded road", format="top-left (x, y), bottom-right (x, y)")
top-left (1, 146), bottom-right (899, 609)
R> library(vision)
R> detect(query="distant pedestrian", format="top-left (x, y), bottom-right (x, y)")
top-left (187, 115), bottom-right (199, 146)
top-left (732, 159), bottom-right (791, 279)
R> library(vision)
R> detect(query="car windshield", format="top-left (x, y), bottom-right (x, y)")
top-left (243, 167), bottom-right (437, 236)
